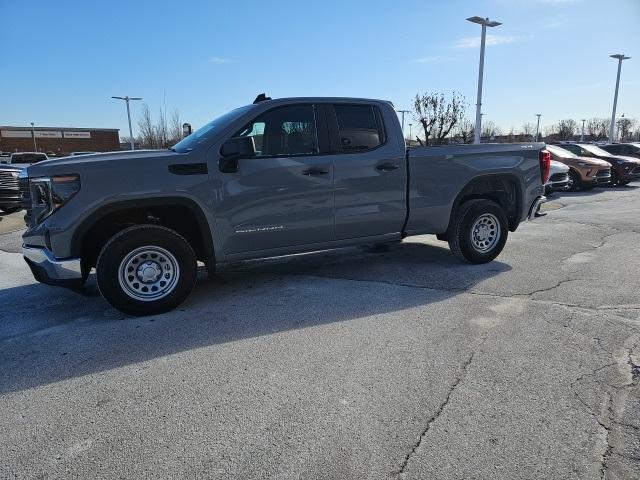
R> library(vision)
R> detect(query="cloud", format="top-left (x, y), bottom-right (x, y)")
top-left (413, 56), bottom-right (441, 63)
top-left (454, 34), bottom-right (530, 49)
top-left (208, 56), bottom-right (231, 64)
top-left (543, 20), bottom-right (563, 29)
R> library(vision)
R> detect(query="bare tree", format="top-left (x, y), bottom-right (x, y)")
top-left (481, 121), bottom-right (501, 141)
top-left (413, 91), bottom-right (466, 145)
top-left (521, 122), bottom-right (535, 141)
top-left (454, 119), bottom-right (475, 144)
top-left (137, 104), bottom-right (157, 149)
top-left (555, 119), bottom-right (578, 141)
top-left (169, 109), bottom-right (182, 145)
top-left (616, 117), bottom-right (636, 142)
top-left (156, 107), bottom-right (168, 148)
top-left (586, 118), bottom-right (609, 141)
top-left (136, 104), bottom-right (183, 149)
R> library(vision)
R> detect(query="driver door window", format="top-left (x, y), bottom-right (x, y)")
top-left (235, 105), bottom-right (318, 157)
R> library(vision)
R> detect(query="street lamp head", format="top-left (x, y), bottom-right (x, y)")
top-left (466, 16), bottom-right (501, 27)
top-left (610, 54), bottom-right (631, 61)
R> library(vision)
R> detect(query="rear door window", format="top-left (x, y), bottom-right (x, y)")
top-left (334, 105), bottom-right (383, 152)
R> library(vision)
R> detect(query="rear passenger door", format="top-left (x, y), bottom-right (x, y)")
top-left (326, 103), bottom-right (407, 239)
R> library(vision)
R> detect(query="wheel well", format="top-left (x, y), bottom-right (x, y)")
top-left (79, 203), bottom-right (213, 270)
top-left (447, 176), bottom-right (521, 234)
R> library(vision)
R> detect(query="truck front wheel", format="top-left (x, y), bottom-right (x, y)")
top-left (96, 225), bottom-right (198, 316)
top-left (448, 199), bottom-right (508, 264)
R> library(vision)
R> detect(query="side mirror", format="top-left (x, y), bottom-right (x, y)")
top-left (219, 136), bottom-right (256, 173)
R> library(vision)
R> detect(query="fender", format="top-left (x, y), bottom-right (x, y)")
top-left (445, 173), bottom-right (524, 234)
top-left (70, 196), bottom-right (216, 276)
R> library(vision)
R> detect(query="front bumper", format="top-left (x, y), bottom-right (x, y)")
top-left (618, 172), bottom-right (640, 183)
top-left (23, 245), bottom-right (84, 287)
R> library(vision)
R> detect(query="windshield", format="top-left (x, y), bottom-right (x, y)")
top-left (547, 145), bottom-right (576, 159)
top-left (171, 105), bottom-right (255, 153)
top-left (581, 144), bottom-right (611, 157)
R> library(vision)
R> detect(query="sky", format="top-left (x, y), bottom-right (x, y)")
top-left (1, 0), bottom-right (639, 138)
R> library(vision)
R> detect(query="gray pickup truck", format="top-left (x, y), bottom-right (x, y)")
top-left (20, 96), bottom-right (549, 315)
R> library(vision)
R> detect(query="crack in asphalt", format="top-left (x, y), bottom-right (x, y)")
top-left (571, 342), bottom-right (640, 479)
top-left (394, 336), bottom-right (488, 479)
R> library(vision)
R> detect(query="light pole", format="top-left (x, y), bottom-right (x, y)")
top-left (608, 54), bottom-right (630, 143)
top-left (30, 122), bottom-right (37, 152)
top-left (111, 95), bottom-right (143, 150)
top-left (396, 110), bottom-right (410, 134)
top-left (408, 123), bottom-right (413, 144)
top-left (466, 16), bottom-right (501, 144)
top-left (535, 114), bottom-right (542, 142)
top-left (581, 119), bottom-right (586, 141)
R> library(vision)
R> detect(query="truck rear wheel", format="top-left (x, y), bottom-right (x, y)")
top-left (96, 225), bottom-right (198, 316)
top-left (448, 199), bottom-right (508, 264)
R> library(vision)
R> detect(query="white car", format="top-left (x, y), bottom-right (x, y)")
top-left (8, 152), bottom-right (48, 166)
top-left (544, 160), bottom-right (570, 194)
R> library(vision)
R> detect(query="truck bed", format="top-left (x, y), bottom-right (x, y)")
top-left (405, 143), bottom-right (546, 235)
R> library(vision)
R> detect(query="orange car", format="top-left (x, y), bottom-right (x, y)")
top-left (546, 144), bottom-right (611, 191)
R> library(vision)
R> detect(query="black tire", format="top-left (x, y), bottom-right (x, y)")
top-left (448, 199), bottom-right (508, 264)
top-left (567, 170), bottom-right (581, 192)
top-left (96, 225), bottom-right (198, 316)
top-left (609, 171), bottom-right (619, 187)
top-left (0, 206), bottom-right (21, 214)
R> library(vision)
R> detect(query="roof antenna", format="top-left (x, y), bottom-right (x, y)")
top-left (253, 93), bottom-right (271, 104)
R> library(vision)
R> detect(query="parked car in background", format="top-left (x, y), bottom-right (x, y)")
top-left (0, 164), bottom-right (23, 213)
top-left (546, 144), bottom-right (611, 191)
top-left (601, 143), bottom-right (640, 159)
top-left (558, 143), bottom-right (640, 186)
top-left (19, 95), bottom-right (549, 315)
top-left (8, 152), bottom-right (49, 166)
top-left (544, 160), bottom-right (570, 194)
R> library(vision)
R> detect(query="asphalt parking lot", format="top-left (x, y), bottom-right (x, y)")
top-left (1, 185), bottom-right (639, 480)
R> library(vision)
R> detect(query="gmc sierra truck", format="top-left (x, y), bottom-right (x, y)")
top-left (20, 96), bottom-right (550, 315)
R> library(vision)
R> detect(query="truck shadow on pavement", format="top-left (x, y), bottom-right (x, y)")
top-left (0, 239), bottom-right (510, 394)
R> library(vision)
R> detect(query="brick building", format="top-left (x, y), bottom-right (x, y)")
top-left (0, 126), bottom-right (120, 156)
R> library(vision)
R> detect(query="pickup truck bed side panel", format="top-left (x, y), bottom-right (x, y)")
top-left (405, 144), bottom-right (545, 234)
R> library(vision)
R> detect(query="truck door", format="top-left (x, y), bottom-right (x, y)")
top-left (217, 103), bottom-right (335, 255)
top-left (327, 103), bottom-right (407, 239)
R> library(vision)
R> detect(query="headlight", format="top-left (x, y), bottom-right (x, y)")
top-left (577, 162), bottom-right (591, 167)
top-left (30, 174), bottom-right (80, 223)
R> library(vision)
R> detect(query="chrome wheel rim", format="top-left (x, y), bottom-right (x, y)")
top-left (118, 246), bottom-right (180, 302)
top-left (470, 214), bottom-right (501, 253)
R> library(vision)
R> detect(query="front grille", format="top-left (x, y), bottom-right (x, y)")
top-left (596, 169), bottom-right (611, 182)
top-left (18, 176), bottom-right (32, 225)
top-left (0, 170), bottom-right (19, 190)
top-left (632, 166), bottom-right (640, 176)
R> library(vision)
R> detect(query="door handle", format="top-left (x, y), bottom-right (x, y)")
top-left (302, 167), bottom-right (329, 176)
top-left (376, 162), bottom-right (400, 172)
